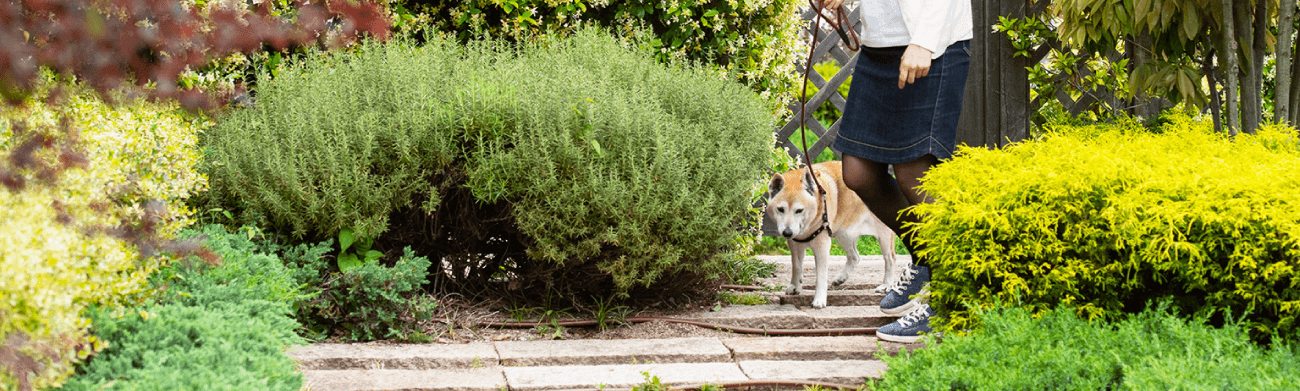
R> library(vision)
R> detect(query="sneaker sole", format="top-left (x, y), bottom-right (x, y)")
top-left (876, 331), bottom-right (925, 343)
top-left (880, 287), bottom-right (929, 315)
top-left (880, 297), bottom-right (921, 315)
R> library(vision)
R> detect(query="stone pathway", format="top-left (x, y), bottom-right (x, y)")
top-left (290, 255), bottom-right (919, 391)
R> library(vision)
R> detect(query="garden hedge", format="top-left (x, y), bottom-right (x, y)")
top-left (200, 28), bottom-right (776, 301)
top-left (0, 89), bottom-right (207, 389)
top-left (879, 303), bottom-right (1300, 390)
top-left (913, 112), bottom-right (1300, 341)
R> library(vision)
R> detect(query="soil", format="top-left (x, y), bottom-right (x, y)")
top-left (347, 290), bottom-right (775, 344)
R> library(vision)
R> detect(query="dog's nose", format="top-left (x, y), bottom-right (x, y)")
top-left (781, 229), bottom-right (793, 238)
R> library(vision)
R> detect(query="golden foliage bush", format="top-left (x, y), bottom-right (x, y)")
top-left (0, 89), bottom-right (207, 389)
top-left (915, 111), bottom-right (1300, 341)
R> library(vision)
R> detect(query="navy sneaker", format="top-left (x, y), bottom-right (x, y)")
top-left (877, 303), bottom-right (936, 343)
top-left (879, 264), bottom-right (929, 315)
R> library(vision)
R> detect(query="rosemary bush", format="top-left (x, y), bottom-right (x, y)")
top-left (913, 112), bottom-right (1300, 341)
top-left (202, 28), bottom-right (775, 298)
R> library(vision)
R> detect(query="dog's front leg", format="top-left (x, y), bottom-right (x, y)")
top-left (811, 235), bottom-right (833, 309)
top-left (785, 240), bottom-right (809, 296)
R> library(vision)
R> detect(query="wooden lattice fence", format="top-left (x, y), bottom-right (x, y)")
top-left (776, 1), bottom-right (1038, 167)
top-left (763, 1), bottom-right (1037, 236)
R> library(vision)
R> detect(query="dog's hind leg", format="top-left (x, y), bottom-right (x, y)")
top-left (833, 235), bottom-right (860, 286)
top-left (875, 230), bottom-right (899, 293)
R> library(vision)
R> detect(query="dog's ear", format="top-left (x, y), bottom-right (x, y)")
top-left (802, 168), bottom-right (817, 196)
top-left (767, 174), bottom-right (784, 199)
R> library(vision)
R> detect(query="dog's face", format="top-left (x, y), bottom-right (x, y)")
top-left (766, 168), bottom-right (819, 239)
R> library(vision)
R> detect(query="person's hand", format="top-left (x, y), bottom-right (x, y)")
top-left (898, 44), bottom-right (933, 89)
top-left (819, 0), bottom-right (844, 10)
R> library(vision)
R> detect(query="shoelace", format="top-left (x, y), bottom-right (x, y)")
top-left (895, 304), bottom-right (932, 328)
top-left (885, 266), bottom-right (918, 295)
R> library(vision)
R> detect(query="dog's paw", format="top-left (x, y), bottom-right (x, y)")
top-left (784, 286), bottom-right (801, 296)
top-left (811, 296), bottom-right (827, 309)
top-left (832, 273), bottom-right (850, 286)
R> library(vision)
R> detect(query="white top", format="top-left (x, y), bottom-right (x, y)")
top-left (851, 0), bottom-right (973, 59)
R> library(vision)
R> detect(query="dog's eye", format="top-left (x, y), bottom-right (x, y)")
top-left (795, 208), bottom-right (804, 214)
top-left (776, 207), bottom-right (785, 213)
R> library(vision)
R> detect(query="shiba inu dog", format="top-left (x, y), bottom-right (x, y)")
top-left (766, 161), bottom-right (899, 308)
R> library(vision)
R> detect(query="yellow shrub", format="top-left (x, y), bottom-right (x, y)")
top-left (915, 111), bottom-right (1300, 342)
top-left (0, 90), bottom-right (207, 390)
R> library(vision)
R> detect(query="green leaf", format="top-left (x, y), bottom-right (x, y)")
top-left (355, 236), bottom-right (373, 253)
top-left (339, 228), bottom-right (355, 253)
top-left (704, 9), bottom-right (718, 17)
top-left (364, 250), bottom-right (384, 263)
top-left (1181, 6), bottom-right (1199, 42)
top-left (339, 253), bottom-right (362, 273)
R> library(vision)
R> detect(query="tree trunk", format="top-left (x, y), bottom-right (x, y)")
top-left (1277, 0), bottom-right (1297, 124)
top-left (1235, 0), bottom-right (1265, 134)
top-left (1205, 46), bottom-right (1224, 133)
top-left (1292, 20), bottom-right (1300, 124)
top-left (1222, 0), bottom-right (1241, 136)
top-left (1128, 31), bottom-right (1164, 119)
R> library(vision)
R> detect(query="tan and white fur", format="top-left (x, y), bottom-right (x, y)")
top-left (766, 161), bottom-right (899, 308)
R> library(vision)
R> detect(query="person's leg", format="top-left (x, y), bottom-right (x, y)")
top-left (841, 153), bottom-right (937, 266)
top-left (842, 153), bottom-right (938, 318)
top-left (892, 153), bottom-right (939, 206)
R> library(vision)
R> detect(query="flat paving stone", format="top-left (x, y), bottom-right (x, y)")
top-left (739, 360), bottom-right (887, 384)
top-left (301, 368), bottom-right (506, 391)
top-left (494, 337), bottom-right (730, 366)
top-left (723, 336), bottom-right (883, 361)
top-left (780, 290), bottom-right (884, 307)
top-left (756, 255), bottom-right (912, 294)
top-left (685, 304), bottom-right (812, 329)
top-left (803, 305), bottom-right (896, 328)
top-left (289, 343), bottom-right (499, 370)
top-left (504, 362), bottom-right (749, 391)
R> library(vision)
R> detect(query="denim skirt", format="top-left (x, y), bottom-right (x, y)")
top-left (833, 40), bottom-right (971, 164)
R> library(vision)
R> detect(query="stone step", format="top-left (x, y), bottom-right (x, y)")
top-left (779, 289), bottom-right (885, 307)
top-left (496, 337), bottom-right (731, 366)
top-left (300, 368), bottom-right (506, 391)
top-left (295, 335), bottom-right (913, 391)
top-left (740, 360), bottom-right (887, 385)
top-left (684, 304), bottom-right (897, 329)
top-left (290, 343), bottom-right (498, 370)
top-left (721, 336), bottom-right (920, 361)
top-left (754, 254), bottom-right (911, 296)
top-left (504, 362), bottom-right (750, 391)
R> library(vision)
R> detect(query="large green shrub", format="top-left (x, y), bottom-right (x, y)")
top-left (201, 28), bottom-right (775, 299)
top-left (913, 112), bottom-right (1300, 341)
top-left (879, 303), bottom-right (1300, 390)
